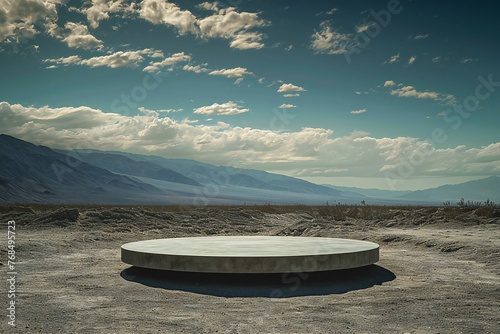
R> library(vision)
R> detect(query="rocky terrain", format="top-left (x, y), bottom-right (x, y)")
top-left (1, 205), bottom-right (499, 333)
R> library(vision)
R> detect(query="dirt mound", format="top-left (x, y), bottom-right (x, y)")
top-left (32, 207), bottom-right (80, 226)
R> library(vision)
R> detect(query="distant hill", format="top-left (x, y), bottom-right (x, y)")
top-left (71, 149), bottom-right (349, 198)
top-left (0, 135), bottom-right (359, 204)
top-left (398, 176), bottom-right (500, 203)
top-left (73, 152), bottom-right (201, 186)
top-left (0, 134), bottom-right (166, 204)
top-left (2, 134), bottom-right (497, 205)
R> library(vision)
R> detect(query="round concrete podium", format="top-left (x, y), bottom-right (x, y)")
top-left (121, 236), bottom-right (379, 274)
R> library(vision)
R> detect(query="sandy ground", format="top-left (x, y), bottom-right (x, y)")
top-left (1, 206), bottom-right (499, 333)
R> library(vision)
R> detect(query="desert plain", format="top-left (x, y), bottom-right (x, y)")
top-left (1, 205), bottom-right (499, 333)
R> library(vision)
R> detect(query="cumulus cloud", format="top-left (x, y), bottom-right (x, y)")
top-left (388, 82), bottom-right (457, 105)
top-left (194, 101), bottom-right (249, 115)
top-left (44, 48), bottom-right (163, 69)
top-left (138, 107), bottom-right (182, 114)
top-left (78, 51), bottom-right (146, 68)
top-left (351, 108), bottom-right (367, 114)
top-left (73, 0), bottom-right (134, 29)
top-left (197, 7), bottom-right (269, 50)
top-left (209, 67), bottom-right (252, 78)
top-left (47, 22), bottom-right (103, 50)
top-left (1, 101), bottom-right (499, 179)
top-left (183, 64), bottom-right (208, 73)
top-left (44, 49), bottom-right (157, 68)
top-left (197, 2), bottom-right (219, 12)
top-left (0, 0), bottom-right (60, 43)
top-left (310, 21), bottom-right (352, 55)
top-left (43, 55), bottom-right (83, 67)
top-left (277, 83), bottom-right (306, 93)
top-left (391, 86), bottom-right (438, 100)
top-left (384, 80), bottom-right (396, 87)
top-left (43, 48), bottom-right (193, 73)
top-left (284, 94), bottom-right (300, 97)
top-left (143, 52), bottom-right (191, 73)
top-left (139, 0), bottom-right (268, 50)
top-left (278, 104), bottom-right (296, 109)
top-left (139, 0), bottom-right (198, 35)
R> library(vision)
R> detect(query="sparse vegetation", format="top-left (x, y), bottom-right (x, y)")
top-left (455, 198), bottom-right (500, 218)
top-left (3, 200), bottom-right (498, 225)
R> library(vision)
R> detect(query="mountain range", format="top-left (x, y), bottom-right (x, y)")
top-left (0, 134), bottom-right (498, 205)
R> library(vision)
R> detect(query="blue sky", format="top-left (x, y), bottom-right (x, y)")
top-left (1, 0), bottom-right (499, 190)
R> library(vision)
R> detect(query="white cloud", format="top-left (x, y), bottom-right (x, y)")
top-left (227, 31), bottom-right (265, 50)
top-left (384, 53), bottom-right (400, 64)
top-left (143, 52), bottom-right (191, 73)
top-left (209, 67), bottom-right (253, 78)
top-left (0, 0), bottom-right (60, 43)
top-left (138, 107), bottom-right (182, 114)
top-left (197, 2), bottom-right (219, 12)
top-left (194, 101), bottom-right (249, 115)
top-left (0, 1), bottom-right (261, 53)
top-left (74, 0), bottom-right (134, 29)
top-left (44, 48), bottom-right (163, 69)
top-left (47, 22), bottom-right (103, 50)
top-left (183, 64), bottom-right (208, 73)
top-left (278, 104), bottom-right (296, 109)
top-left (351, 108), bottom-right (367, 114)
top-left (198, 7), bottom-right (269, 50)
top-left (277, 83), bottom-right (306, 93)
top-left (311, 21), bottom-right (352, 55)
top-left (356, 22), bottom-right (377, 33)
top-left (284, 94), bottom-right (300, 98)
top-left (149, 50), bottom-right (165, 58)
top-left (384, 80), bottom-right (396, 87)
top-left (1, 101), bottom-right (499, 178)
top-left (391, 85), bottom-right (438, 99)
top-left (43, 55), bottom-right (83, 66)
top-left (414, 34), bottom-right (429, 40)
top-left (389, 82), bottom-right (456, 105)
top-left (432, 56), bottom-right (441, 63)
top-left (139, 0), bottom-right (198, 35)
top-left (138, 1), bottom-right (268, 50)
top-left (82, 51), bottom-right (148, 68)
top-left (407, 55), bottom-right (417, 66)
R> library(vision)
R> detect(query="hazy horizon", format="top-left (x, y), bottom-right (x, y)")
top-left (1, 0), bottom-right (499, 191)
